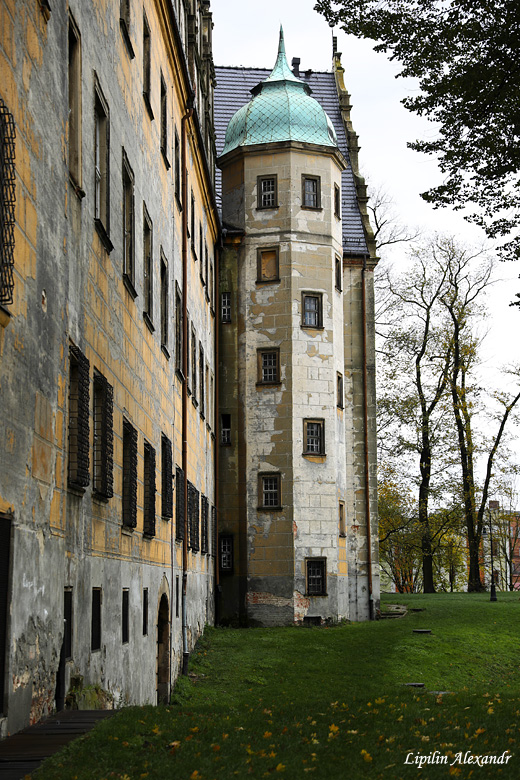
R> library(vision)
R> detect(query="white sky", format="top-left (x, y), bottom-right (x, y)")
top-left (211, 0), bottom-right (520, 398)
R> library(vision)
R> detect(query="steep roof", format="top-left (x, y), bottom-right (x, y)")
top-left (214, 64), bottom-right (369, 256)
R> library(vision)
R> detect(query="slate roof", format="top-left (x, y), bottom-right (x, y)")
top-left (214, 65), bottom-right (369, 256)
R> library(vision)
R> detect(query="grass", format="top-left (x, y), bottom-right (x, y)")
top-left (34, 592), bottom-right (520, 779)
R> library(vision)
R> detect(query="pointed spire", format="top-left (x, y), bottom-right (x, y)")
top-left (264, 25), bottom-right (301, 84)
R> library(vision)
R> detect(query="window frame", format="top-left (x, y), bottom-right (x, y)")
top-left (337, 372), bottom-right (344, 410)
top-left (68, 344), bottom-right (90, 491)
top-left (257, 246), bottom-right (280, 284)
top-left (301, 174), bottom-right (321, 210)
top-left (257, 348), bottom-right (281, 386)
top-left (143, 439), bottom-right (156, 537)
top-left (93, 370), bottom-right (114, 500)
top-left (94, 77), bottom-right (112, 251)
top-left (160, 251), bottom-right (169, 357)
top-left (122, 417), bottom-right (138, 529)
top-left (306, 558), bottom-right (327, 596)
top-left (0, 97), bottom-right (16, 306)
top-left (257, 175), bottom-right (278, 210)
top-left (122, 149), bottom-right (136, 296)
top-left (334, 182), bottom-right (341, 220)
top-left (335, 255), bottom-right (342, 292)
top-left (161, 434), bottom-right (173, 519)
top-left (301, 292), bottom-right (323, 329)
top-left (91, 587), bottom-right (102, 651)
top-left (160, 73), bottom-right (170, 168)
top-left (122, 588), bottom-right (129, 644)
top-left (259, 472), bottom-right (282, 510)
top-left (220, 413), bottom-right (231, 446)
top-left (303, 419), bottom-right (325, 456)
top-left (142, 12), bottom-right (153, 119)
top-left (143, 203), bottom-right (154, 329)
top-left (119, 0), bottom-right (135, 58)
top-left (339, 501), bottom-right (346, 538)
top-left (219, 534), bottom-right (234, 573)
top-left (221, 291), bottom-right (231, 323)
top-left (68, 14), bottom-right (82, 190)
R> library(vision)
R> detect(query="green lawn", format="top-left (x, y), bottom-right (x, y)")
top-left (35, 592), bottom-right (520, 779)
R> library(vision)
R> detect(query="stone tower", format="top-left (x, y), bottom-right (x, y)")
top-left (217, 29), bottom-right (371, 625)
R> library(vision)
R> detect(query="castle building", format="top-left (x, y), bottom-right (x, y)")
top-left (0, 0), bottom-right (378, 736)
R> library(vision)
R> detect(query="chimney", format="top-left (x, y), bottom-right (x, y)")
top-left (291, 57), bottom-right (300, 78)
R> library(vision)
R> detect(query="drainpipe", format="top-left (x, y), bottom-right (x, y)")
top-left (361, 256), bottom-right (374, 620)
top-left (181, 97), bottom-right (194, 675)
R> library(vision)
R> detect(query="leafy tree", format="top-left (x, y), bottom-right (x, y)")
top-left (315, 0), bottom-right (520, 260)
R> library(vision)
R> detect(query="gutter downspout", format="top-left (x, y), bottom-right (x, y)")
top-left (361, 256), bottom-right (374, 620)
top-left (181, 98), bottom-right (194, 675)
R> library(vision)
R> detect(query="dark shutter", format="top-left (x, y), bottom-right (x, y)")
top-left (143, 440), bottom-right (156, 536)
top-left (161, 435), bottom-right (173, 518)
top-left (68, 344), bottom-right (90, 489)
top-left (122, 418), bottom-right (137, 528)
top-left (175, 466), bottom-right (185, 541)
top-left (93, 372), bottom-right (114, 499)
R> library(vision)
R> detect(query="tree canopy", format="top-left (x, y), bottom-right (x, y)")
top-left (314, 0), bottom-right (520, 259)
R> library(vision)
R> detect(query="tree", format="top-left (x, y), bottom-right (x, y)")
top-left (315, 0), bottom-right (520, 260)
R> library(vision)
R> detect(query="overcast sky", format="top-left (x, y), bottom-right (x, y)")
top-left (211, 0), bottom-right (520, 391)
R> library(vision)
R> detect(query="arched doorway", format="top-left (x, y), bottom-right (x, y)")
top-left (157, 593), bottom-right (170, 705)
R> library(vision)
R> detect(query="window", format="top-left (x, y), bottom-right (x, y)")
top-left (0, 97), bottom-right (16, 306)
top-left (191, 328), bottom-right (197, 401)
top-left (120, 0), bottom-right (135, 58)
top-left (175, 283), bottom-right (183, 375)
top-left (306, 559), bottom-right (326, 595)
top-left (221, 413), bottom-right (231, 446)
top-left (94, 80), bottom-right (111, 249)
top-left (160, 74), bottom-right (169, 167)
top-left (199, 224), bottom-right (203, 270)
top-left (64, 589), bottom-right (73, 660)
top-left (257, 175), bottom-right (277, 209)
top-left (175, 465), bottom-right (185, 541)
top-left (335, 256), bottom-right (342, 291)
top-left (161, 434), bottom-right (173, 519)
top-left (142, 588), bottom-right (148, 635)
top-left (175, 576), bottom-right (179, 617)
top-left (122, 150), bottom-right (135, 293)
top-left (211, 506), bottom-right (217, 557)
top-left (339, 502), bottom-right (346, 538)
top-left (143, 13), bottom-right (153, 117)
top-left (302, 175), bottom-right (321, 209)
top-left (174, 130), bottom-right (181, 204)
top-left (93, 370), bottom-right (114, 499)
top-left (199, 344), bottom-right (205, 418)
top-left (190, 190), bottom-right (195, 248)
top-left (122, 417), bottom-right (138, 529)
top-left (257, 349), bottom-right (280, 385)
top-left (209, 252), bottom-right (215, 310)
top-left (219, 535), bottom-right (233, 572)
top-left (204, 243), bottom-right (209, 297)
top-left (337, 372), bottom-right (344, 410)
top-left (186, 314), bottom-right (191, 392)
top-left (143, 440), bottom-right (156, 536)
top-left (257, 247), bottom-right (279, 283)
top-left (122, 589), bottom-right (129, 643)
top-left (143, 204), bottom-right (153, 327)
top-left (260, 473), bottom-right (281, 509)
top-left (221, 291), bottom-right (231, 323)
top-left (304, 419), bottom-right (325, 455)
top-left (68, 15), bottom-right (82, 188)
top-left (91, 588), bottom-right (102, 651)
top-left (334, 183), bottom-right (341, 219)
top-left (188, 481), bottom-right (200, 552)
top-left (160, 252), bottom-right (169, 355)
top-left (68, 344), bottom-right (90, 490)
top-left (302, 293), bottom-right (322, 328)
top-left (201, 495), bottom-right (209, 554)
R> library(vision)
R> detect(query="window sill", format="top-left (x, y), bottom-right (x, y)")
top-left (123, 273), bottom-right (138, 300)
top-left (192, 397), bottom-right (199, 408)
top-left (175, 193), bottom-right (183, 212)
top-left (175, 368), bottom-right (185, 383)
top-left (256, 205), bottom-right (279, 211)
top-left (256, 278), bottom-right (280, 285)
top-left (305, 592), bottom-right (328, 598)
top-left (121, 525), bottom-right (135, 536)
top-left (143, 311), bottom-right (155, 333)
top-left (256, 381), bottom-right (282, 388)
top-left (67, 483), bottom-right (86, 496)
top-left (257, 505), bottom-right (283, 512)
top-left (94, 219), bottom-right (114, 253)
top-left (161, 148), bottom-right (171, 170)
top-left (301, 206), bottom-right (323, 212)
top-left (69, 174), bottom-right (85, 200)
top-left (120, 20), bottom-right (135, 59)
top-left (0, 306), bottom-right (11, 329)
top-left (93, 490), bottom-right (111, 503)
top-left (301, 324), bottom-right (324, 331)
top-left (161, 344), bottom-right (171, 360)
top-left (302, 453), bottom-right (327, 463)
top-left (143, 92), bottom-right (154, 120)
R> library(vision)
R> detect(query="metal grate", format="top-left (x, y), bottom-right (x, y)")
top-left (93, 372), bottom-right (114, 498)
top-left (68, 345), bottom-right (90, 489)
top-left (307, 559), bottom-right (326, 596)
top-left (0, 98), bottom-right (16, 306)
top-left (175, 466), bottom-right (185, 541)
top-left (122, 418), bottom-right (137, 528)
top-left (161, 435), bottom-right (173, 518)
top-left (143, 440), bottom-right (156, 536)
top-left (201, 495), bottom-right (209, 554)
top-left (188, 481), bottom-right (200, 552)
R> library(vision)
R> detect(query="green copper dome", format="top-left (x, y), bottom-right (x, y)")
top-left (220, 28), bottom-right (338, 157)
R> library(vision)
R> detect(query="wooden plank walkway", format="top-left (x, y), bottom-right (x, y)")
top-left (0, 710), bottom-right (116, 779)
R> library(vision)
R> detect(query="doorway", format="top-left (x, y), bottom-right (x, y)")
top-left (157, 594), bottom-right (170, 704)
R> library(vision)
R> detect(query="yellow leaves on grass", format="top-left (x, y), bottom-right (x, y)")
top-left (275, 763), bottom-right (285, 772)
top-left (361, 749), bottom-right (373, 762)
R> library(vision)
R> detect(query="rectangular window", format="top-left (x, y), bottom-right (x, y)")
top-left (199, 344), bottom-right (205, 419)
top-left (68, 15), bottom-right (82, 187)
top-left (306, 559), bottom-right (326, 596)
top-left (175, 576), bottom-right (179, 618)
top-left (199, 225), bottom-right (203, 271)
top-left (188, 481), bottom-right (200, 552)
top-left (143, 587), bottom-right (148, 635)
top-left (160, 252), bottom-right (169, 354)
top-left (186, 314), bottom-right (191, 392)
top-left (143, 13), bottom-right (153, 117)
top-left (221, 291), bottom-right (231, 323)
top-left (91, 588), bottom-right (102, 651)
top-left (211, 506), bottom-right (216, 558)
top-left (201, 495), bottom-right (209, 554)
top-left (143, 440), bottom-right (156, 536)
top-left (175, 283), bottom-right (183, 374)
top-left (64, 589), bottom-right (73, 660)
top-left (120, 0), bottom-right (135, 58)
top-left (0, 98), bottom-right (16, 306)
top-left (304, 419), bottom-right (325, 455)
top-left (122, 589), bottom-right (129, 644)
top-left (122, 150), bottom-right (135, 292)
top-left (337, 372), bottom-right (344, 409)
top-left (161, 434), bottom-right (173, 519)
top-left (160, 74), bottom-right (169, 167)
top-left (257, 247), bottom-right (279, 283)
top-left (94, 80), bottom-right (111, 247)
top-left (175, 465), bottom-right (185, 541)
top-left (335, 256), bottom-right (342, 291)
top-left (339, 502), bottom-right (346, 537)
top-left (122, 417), bottom-right (138, 529)
top-left (68, 344), bottom-right (90, 490)
top-left (302, 175), bottom-right (321, 209)
top-left (209, 253), bottom-right (215, 310)
top-left (260, 473), bottom-right (281, 509)
top-left (93, 370), bottom-right (114, 499)
top-left (257, 175), bottom-right (277, 209)
top-left (219, 535), bottom-right (233, 572)
top-left (174, 130), bottom-right (181, 204)
top-left (204, 243), bottom-right (209, 297)
top-left (191, 329), bottom-right (197, 401)
top-left (334, 183), bottom-right (341, 219)
top-left (143, 204), bottom-right (153, 326)
top-left (302, 293), bottom-right (323, 328)
top-left (221, 413), bottom-right (231, 446)
top-left (258, 349), bottom-right (280, 385)
top-left (190, 190), bottom-right (195, 247)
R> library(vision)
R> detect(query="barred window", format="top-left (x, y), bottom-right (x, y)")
top-left (122, 418), bottom-right (137, 528)
top-left (68, 344), bottom-right (90, 490)
top-left (188, 481), bottom-right (200, 552)
top-left (261, 473), bottom-right (281, 509)
top-left (302, 293), bottom-right (322, 328)
top-left (175, 465), bottom-right (185, 541)
top-left (143, 204), bottom-right (153, 326)
top-left (258, 349), bottom-right (280, 385)
top-left (258, 175), bottom-right (277, 209)
top-left (306, 559), bottom-right (326, 596)
top-left (201, 494), bottom-right (209, 554)
top-left (143, 440), bottom-right (156, 537)
top-left (221, 413), bottom-right (231, 446)
top-left (161, 434), bottom-right (173, 519)
top-left (219, 535), bottom-right (233, 571)
top-left (211, 505), bottom-right (216, 557)
top-left (93, 370), bottom-right (114, 499)
top-left (221, 291), bottom-right (231, 323)
top-left (0, 98), bottom-right (16, 306)
top-left (122, 589), bottom-right (129, 644)
top-left (303, 419), bottom-right (325, 456)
